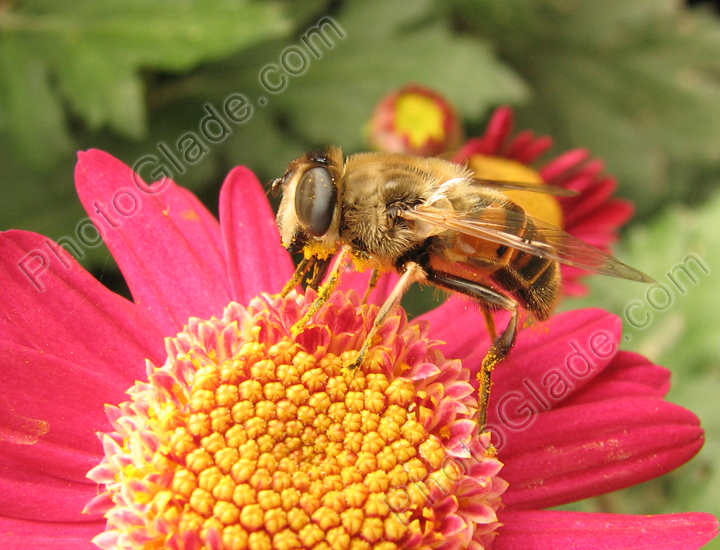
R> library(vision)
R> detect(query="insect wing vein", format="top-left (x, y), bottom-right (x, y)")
top-left (470, 178), bottom-right (579, 197)
top-left (403, 207), bottom-right (654, 283)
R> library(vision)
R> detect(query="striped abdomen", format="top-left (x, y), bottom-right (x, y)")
top-left (439, 200), bottom-right (561, 320)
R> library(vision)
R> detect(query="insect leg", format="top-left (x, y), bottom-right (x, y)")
top-left (425, 271), bottom-right (518, 432)
top-left (480, 305), bottom-right (498, 341)
top-left (281, 255), bottom-right (313, 297)
top-left (291, 246), bottom-right (351, 336)
top-left (347, 262), bottom-right (425, 371)
top-left (362, 268), bottom-right (380, 304)
top-left (306, 256), bottom-right (333, 290)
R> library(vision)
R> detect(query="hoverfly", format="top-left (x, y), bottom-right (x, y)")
top-left (270, 147), bottom-right (653, 430)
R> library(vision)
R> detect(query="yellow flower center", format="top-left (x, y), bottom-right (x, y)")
top-left (161, 343), bottom-right (445, 550)
top-left (88, 292), bottom-right (505, 550)
top-left (394, 93), bottom-right (446, 148)
top-left (468, 155), bottom-right (564, 229)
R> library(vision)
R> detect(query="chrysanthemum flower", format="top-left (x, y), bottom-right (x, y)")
top-left (0, 151), bottom-right (716, 549)
top-left (83, 289), bottom-right (506, 550)
top-left (367, 84), bottom-right (463, 157)
top-left (454, 106), bottom-right (634, 296)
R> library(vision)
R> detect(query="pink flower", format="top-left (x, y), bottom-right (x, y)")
top-left (0, 150), bottom-right (716, 549)
top-left (455, 106), bottom-right (634, 296)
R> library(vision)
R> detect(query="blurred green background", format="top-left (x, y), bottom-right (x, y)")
top-left (0, 0), bottom-right (718, 545)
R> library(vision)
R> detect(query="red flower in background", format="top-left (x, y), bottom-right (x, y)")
top-left (454, 106), bottom-right (635, 296)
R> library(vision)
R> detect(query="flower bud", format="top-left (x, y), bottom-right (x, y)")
top-left (367, 85), bottom-right (462, 156)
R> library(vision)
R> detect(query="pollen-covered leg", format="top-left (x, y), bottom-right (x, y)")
top-left (347, 262), bottom-right (424, 370)
top-left (362, 268), bottom-right (380, 304)
top-left (280, 255), bottom-right (313, 297)
top-left (425, 270), bottom-right (519, 432)
top-left (306, 255), bottom-right (333, 290)
top-left (479, 307), bottom-right (518, 430)
top-left (291, 246), bottom-right (350, 336)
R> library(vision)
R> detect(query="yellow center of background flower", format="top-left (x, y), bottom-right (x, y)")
top-left (394, 93), bottom-right (446, 148)
top-left (468, 155), bottom-right (564, 229)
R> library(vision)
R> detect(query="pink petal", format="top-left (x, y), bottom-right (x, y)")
top-left (0, 517), bottom-right (101, 549)
top-left (560, 276), bottom-right (589, 297)
top-left (562, 160), bottom-right (606, 192)
top-left (338, 269), bottom-right (399, 306)
top-left (419, 296), bottom-right (492, 365)
top-left (571, 201), bottom-right (634, 236)
top-left (462, 501), bottom-right (498, 524)
top-left (509, 132), bottom-right (553, 165)
top-left (0, 311), bottom-right (33, 348)
top-left (0, 231), bottom-right (165, 376)
top-left (439, 513), bottom-right (466, 538)
top-left (454, 107), bottom-right (514, 159)
top-left (539, 148), bottom-right (590, 183)
top-left (482, 106), bottom-right (514, 154)
top-left (505, 130), bottom-right (534, 161)
top-left (559, 351), bottom-right (670, 405)
top-left (486, 309), bottom-right (621, 417)
top-left (495, 510), bottom-right (718, 550)
top-left (404, 360), bottom-right (440, 380)
top-left (219, 167), bottom-right (294, 303)
top-left (75, 149), bottom-right (231, 336)
top-left (498, 398), bottom-right (703, 510)
top-left (561, 177), bottom-right (618, 226)
top-left (446, 419), bottom-right (477, 448)
top-left (91, 530), bottom-right (119, 550)
top-left (423, 306), bottom-right (620, 406)
top-left (0, 464), bottom-right (99, 523)
top-left (0, 343), bottom-right (118, 477)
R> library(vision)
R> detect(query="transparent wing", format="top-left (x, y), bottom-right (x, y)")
top-left (471, 178), bottom-right (579, 197)
top-left (402, 206), bottom-right (655, 283)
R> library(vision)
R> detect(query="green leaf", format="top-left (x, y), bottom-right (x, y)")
top-left (0, 0), bottom-right (289, 167)
top-left (452, 0), bottom-right (720, 217)
top-left (0, 35), bottom-right (72, 167)
top-left (198, 0), bottom-right (527, 153)
top-left (11, 0), bottom-right (290, 70)
top-left (223, 108), bottom-right (308, 182)
top-left (0, 135), bottom-right (118, 267)
top-left (273, 0), bottom-right (528, 150)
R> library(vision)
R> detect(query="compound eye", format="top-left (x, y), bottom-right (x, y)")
top-left (294, 166), bottom-right (336, 237)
